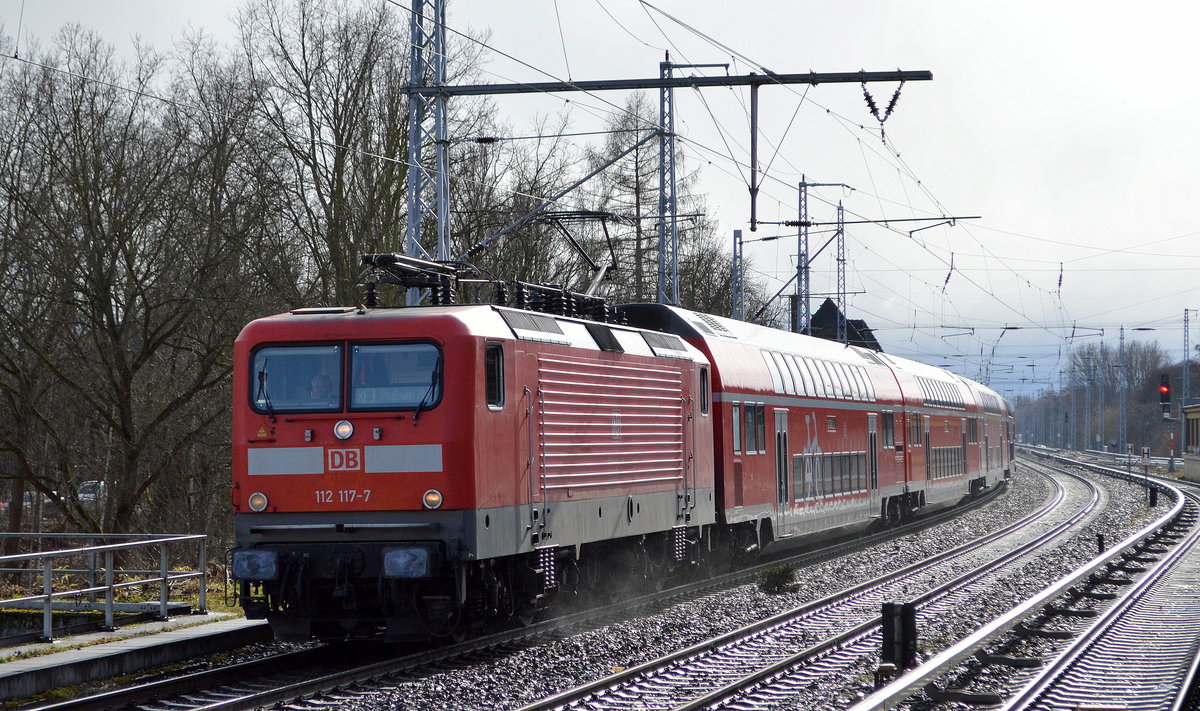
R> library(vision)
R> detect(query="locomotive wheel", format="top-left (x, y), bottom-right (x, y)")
top-left (515, 600), bottom-right (539, 627)
top-left (412, 579), bottom-right (463, 639)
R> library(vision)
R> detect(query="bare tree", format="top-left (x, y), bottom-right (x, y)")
top-left (0, 27), bottom-right (275, 535)
top-left (236, 0), bottom-right (414, 306)
top-left (1028, 340), bottom-right (1173, 452)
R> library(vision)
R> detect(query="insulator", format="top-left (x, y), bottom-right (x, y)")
top-left (364, 283), bottom-right (378, 309)
top-left (527, 288), bottom-right (545, 312)
top-left (862, 86), bottom-right (880, 120)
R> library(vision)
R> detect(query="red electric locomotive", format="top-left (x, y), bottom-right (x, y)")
top-left (230, 255), bottom-right (1012, 641)
top-left (230, 291), bottom-right (715, 640)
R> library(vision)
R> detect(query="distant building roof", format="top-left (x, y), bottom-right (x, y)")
top-left (808, 298), bottom-right (884, 352)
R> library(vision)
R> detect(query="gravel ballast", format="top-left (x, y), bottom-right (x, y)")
top-left (332, 462), bottom-right (1163, 711)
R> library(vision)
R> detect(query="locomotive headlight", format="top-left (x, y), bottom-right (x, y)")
top-left (334, 420), bottom-right (354, 440)
top-left (422, 489), bottom-right (443, 509)
top-left (248, 492), bottom-right (269, 512)
top-left (383, 546), bottom-right (434, 579)
top-left (231, 549), bottom-right (279, 581)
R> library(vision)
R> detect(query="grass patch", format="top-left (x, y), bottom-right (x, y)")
top-left (757, 564), bottom-right (799, 595)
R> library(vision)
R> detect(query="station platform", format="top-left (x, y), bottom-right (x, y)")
top-left (0, 613), bottom-right (271, 702)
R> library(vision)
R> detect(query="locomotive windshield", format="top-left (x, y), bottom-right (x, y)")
top-left (249, 342), bottom-right (442, 414)
top-left (350, 343), bottom-right (442, 411)
top-left (251, 345), bottom-right (343, 413)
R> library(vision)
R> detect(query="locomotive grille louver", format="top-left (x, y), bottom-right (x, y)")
top-left (501, 310), bottom-right (564, 335)
top-left (695, 312), bottom-right (734, 335)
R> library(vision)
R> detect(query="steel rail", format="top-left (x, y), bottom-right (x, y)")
top-left (516, 462), bottom-right (1082, 711)
top-left (997, 498), bottom-right (1200, 710)
top-left (669, 459), bottom-right (1098, 711)
top-left (847, 451), bottom-right (1185, 711)
top-left (21, 481), bottom-right (1012, 711)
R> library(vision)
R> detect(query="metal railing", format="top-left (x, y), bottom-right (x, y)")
top-left (0, 533), bottom-right (207, 642)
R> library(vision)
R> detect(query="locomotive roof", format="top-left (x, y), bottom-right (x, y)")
top-left (237, 304), bottom-right (709, 365)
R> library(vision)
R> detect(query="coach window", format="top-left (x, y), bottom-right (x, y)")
top-left (821, 361), bottom-right (841, 398)
top-left (743, 403), bottom-right (756, 453)
top-left (784, 355), bottom-right (807, 396)
top-left (700, 367), bottom-right (710, 415)
top-left (771, 352), bottom-right (796, 395)
top-left (881, 412), bottom-right (895, 448)
top-left (761, 351), bottom-right (784, 393)
top-left (907, 415), bottom-right (922, 447)
top-left (755, 404), bottom-right (767, 454)
top-left (792, 455), bottom-right (806, 501)
top-left (732, 403), bottom-right (742, 454)
top-left (836, 364), bottom-right (855, 400)
top-left (485, 343), bottom-right (504, 409)
top-left (800, 358), bottom-right (823, 398)
top-left (844, 365), bottom-right (862, 400)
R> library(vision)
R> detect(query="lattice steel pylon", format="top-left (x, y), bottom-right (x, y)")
top-left (1184, 308), bottom-right (1192, 455)
top-left (657, 56), bottom-right (679, 306)
top-left (405, 0), bottom-right (450, 270)
top-left (836, 201), bottom-right (847, 344)
top-left (731, 229), bottom-right (744, 320)
top-left (796, 179), bottom-right (811, 334)
top-left (1119, 326), bottom-right (1127, 453)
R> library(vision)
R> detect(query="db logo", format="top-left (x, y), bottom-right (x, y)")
top-left (326, 448), bottom-right (363, 472)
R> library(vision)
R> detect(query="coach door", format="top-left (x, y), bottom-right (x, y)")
top-left (924, 415), bottom-right (932, 482)
top-left (961, 418), bottom-right (969, 478)
top-left (774, 410), bottom-right (790, 529)
top-left (867, 414), bottom-right (880, 507)
top-left (985, 430), bottom-right (992, 471)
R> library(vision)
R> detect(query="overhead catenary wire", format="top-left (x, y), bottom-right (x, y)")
top-left (593, 0), bottom-right (667, 51)
top-left (618, 9), bottom-right (1069, 344)
top-left (631, 4), bottom-right (1068, 328)
top-left (8, 1), bottom-right (1107, 393)
top-left (551, 0), bottom-right (572, 82)
top-left (385, 1), bottom-right (997, 339)
top-left (363, 0), bottom-right (1124, 368)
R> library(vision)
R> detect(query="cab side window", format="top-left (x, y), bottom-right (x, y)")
top-left (485, 343), bottom-right (504, 409)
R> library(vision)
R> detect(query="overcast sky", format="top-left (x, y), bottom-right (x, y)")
top-left (3, 1), bottom-right (1198, 400)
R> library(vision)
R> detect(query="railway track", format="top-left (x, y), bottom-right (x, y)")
top-left (1001, 491), bottom-right (1200, 711)
top-left (19, 478), bottom-right (1011, 711)
top-left (849, 449), bottom-right (1197, 711)
top-left (515, 458), bottom-right (1100, 711)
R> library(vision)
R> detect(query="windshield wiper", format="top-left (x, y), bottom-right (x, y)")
top-left (412, 355), bottom-right (442, 424)
top-left (256, 366), bottom-right (276, 422)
